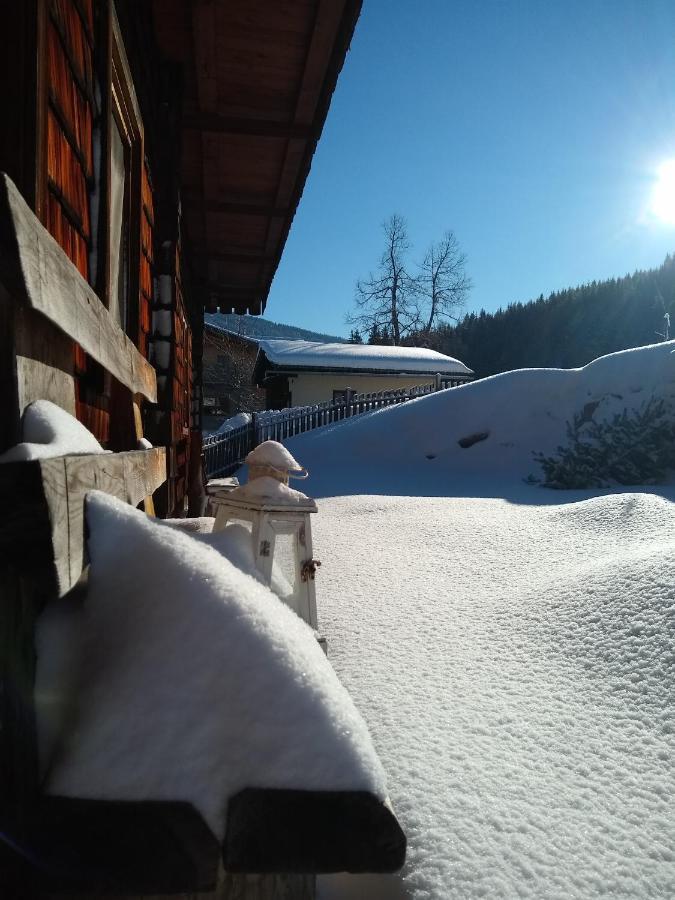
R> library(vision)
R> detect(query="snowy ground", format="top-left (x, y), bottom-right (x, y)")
top-left (314, 490), bottom-right (674, 899)
top-left (278, 343), bottom-right (675, 899)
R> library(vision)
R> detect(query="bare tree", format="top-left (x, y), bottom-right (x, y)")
top-left (417, 231), bottom-right (471, 334)
top-left (348, 214), bottom-right (419, 345)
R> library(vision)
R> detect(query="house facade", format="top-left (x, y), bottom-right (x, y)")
top-left (0, 0), bottom-right (361, 514)
top-left (253, 340), bottom-right (475, 408)
top-left (202, 323), bottom-right (265, 428)
top-left (0, 4), bottom-right (413, 897)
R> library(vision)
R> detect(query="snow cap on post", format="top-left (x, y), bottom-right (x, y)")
top-left (245, 440), bottom-right (308, 485)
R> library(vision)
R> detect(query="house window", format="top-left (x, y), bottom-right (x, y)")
top-left (109, 12), bottom-right (143, 338)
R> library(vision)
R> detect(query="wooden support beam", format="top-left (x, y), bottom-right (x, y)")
top-left (223, 788), bottom-right (406, 874)
top-left (196, 248), bottom-right (274, 264)
top-left (182, 194), bottom-right (289, 218)
top-left (0, 174), bottom-right (157, 403)
top-left (0, 447), bottom-right (166, 598)
top-left (182, 113), bottom-right (314, 140)
top-left (6, 797), bottom-right (219, 894)
top-left (199, 281), bottom-right (262, 297)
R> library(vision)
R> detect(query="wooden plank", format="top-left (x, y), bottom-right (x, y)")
top-left (294, 0), bottom-right (348, 124)
top-left (183, 113), bottom-right (314, 139)
top-left (0, 448), bottom-right (166, 598)
top-left (223, 789), bottom-right (406, 874)
top-left (13, 302), bottom-right (76, 417)
top-left (62, 447), bottom-right (166, 590)
top-left (13, 796), bottom-right (219, 894)
top-left (0, 173), bottom-right (157, 402)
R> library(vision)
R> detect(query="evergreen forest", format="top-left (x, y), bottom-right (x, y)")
top-left (399, 254), bottom-right (675, 378)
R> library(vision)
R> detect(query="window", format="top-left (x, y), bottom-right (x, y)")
top-left (109, 10), bottom-right (143, 338)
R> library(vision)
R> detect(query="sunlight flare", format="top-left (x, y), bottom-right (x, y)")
top-left (650, 160), bottom-right (675, 224)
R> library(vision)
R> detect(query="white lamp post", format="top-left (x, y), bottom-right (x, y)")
top-left (211, 441), bottom-right (321, 629)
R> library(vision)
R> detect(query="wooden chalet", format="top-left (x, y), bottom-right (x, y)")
top-left (0, 0), bottom-right (362, 516)
top-left (0, 2), bottom-right (407, 897)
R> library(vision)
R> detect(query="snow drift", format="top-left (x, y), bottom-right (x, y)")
top-left (284, 342), bottom-right (675, 898)
top-left (35, 492), bottom-right (387, 839)
top-left (314, 490), bottom-right (675, 900)
top-left (286, 340), bottom-right (675, 497)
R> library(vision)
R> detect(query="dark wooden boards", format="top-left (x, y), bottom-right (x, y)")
top-left (0, 173), bottom-right (157, 402)
top-left (1, 796), bottom-right (220, 894)
top-left (223, 789), bottom-right (406, 874)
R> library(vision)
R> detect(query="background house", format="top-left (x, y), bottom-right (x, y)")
top-left (253, 340), bottom-right (474, 408)
top-left (202, 323), bottom-right (265, 430)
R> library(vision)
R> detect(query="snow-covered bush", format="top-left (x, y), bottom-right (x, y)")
top-left (531, 396), bottom-right (675, 489)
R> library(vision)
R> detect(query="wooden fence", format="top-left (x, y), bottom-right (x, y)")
top-left (202, 379), bottom-right (469, 478)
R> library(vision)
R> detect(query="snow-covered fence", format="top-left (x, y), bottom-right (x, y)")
top-left (203, 380), bottom-right (467, 477)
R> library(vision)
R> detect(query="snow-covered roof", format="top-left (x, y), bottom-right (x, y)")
top-left (256, 340), bottom-right (473, 376)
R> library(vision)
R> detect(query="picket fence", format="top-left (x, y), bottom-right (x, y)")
top-left (202, 380), bottom-right (464, 478)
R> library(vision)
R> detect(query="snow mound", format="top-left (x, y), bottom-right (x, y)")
top-left (36, 492), bottom-right (386, 839)
top-left (315, 490), bottom-right (675, 899)
top-left (286, 341), bottom-right (675, 496)
top-left (0, 400), bottom-right (107, 462)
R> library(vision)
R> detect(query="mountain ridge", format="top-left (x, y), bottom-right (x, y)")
top-left (205, 313), bottom-right (346, 344)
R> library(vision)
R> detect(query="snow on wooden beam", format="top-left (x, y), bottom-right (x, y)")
top-left (0, 173), bottom-right (157, 403)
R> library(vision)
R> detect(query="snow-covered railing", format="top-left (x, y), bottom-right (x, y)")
top-left (203, 378), bottom-right (470, 478)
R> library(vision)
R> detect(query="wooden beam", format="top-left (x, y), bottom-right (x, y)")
top-left (196, 249), bottom-right (273, 264)
top-left (0, 447), bottom-right (166, 598)
top-left (182, 194), bottom-right (289, 218)
top-left (0, 174), bottom-right (157, 403)
top-left (11, 797), bottom-right (219, 893)
top-left (199, 281), bottom-right (262, 298)
top-left (183, 113), bottom-right (314, 140)
top-left (223, 788), bottom-right (407, 874)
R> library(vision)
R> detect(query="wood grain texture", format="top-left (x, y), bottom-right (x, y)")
top-left (0, 448), bottom-right (166, 598)
top-left (0, 173), bottom-right (157, 402)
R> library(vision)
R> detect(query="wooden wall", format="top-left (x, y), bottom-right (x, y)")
top-left (46, 0), bottom-right (111, 441)
top-left (0, 0), bottom-right (201, 516)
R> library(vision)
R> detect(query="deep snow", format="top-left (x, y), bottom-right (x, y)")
top-left (35, 493), bottom-right (386, 839)
top-left (287, 340), bottom-right (675, 500)
top-left (314, 492), bottom-right (675, 899)
top-left (277, 342), bottom-right (675, 899)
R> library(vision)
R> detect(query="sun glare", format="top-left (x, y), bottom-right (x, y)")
top-left (650, 160), bottom-right (675, 224)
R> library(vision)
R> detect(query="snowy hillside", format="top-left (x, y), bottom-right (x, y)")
top-left (287, 340), bottom-right (675, 498)
top-left (276, 341), bottom-right (675, 900)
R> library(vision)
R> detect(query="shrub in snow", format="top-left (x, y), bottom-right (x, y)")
top-left (36, 492), bottom-right (386, 839)
top-left (531, 396), bottom-right (675, 489)
top-left (0, 399), bottom-right (107, 462)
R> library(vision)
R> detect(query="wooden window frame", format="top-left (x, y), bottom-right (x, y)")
top-left (108, 5), bottom-right (144, 347)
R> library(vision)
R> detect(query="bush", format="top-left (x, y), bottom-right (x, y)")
top-left (531, 396), bottom-right (675, 489)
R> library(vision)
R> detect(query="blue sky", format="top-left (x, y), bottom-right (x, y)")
top-left (265, 0), bottom-right (675, 337)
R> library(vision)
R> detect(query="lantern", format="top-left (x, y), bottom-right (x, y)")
top-left (211, 441), bottom-right (320, 628)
